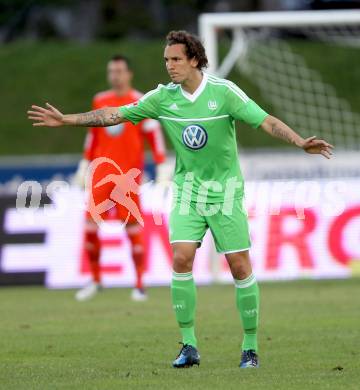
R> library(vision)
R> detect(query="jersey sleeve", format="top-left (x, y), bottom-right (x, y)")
top-left (226, 82), bottom-right (268, 128)
top-left (119, 86), bottom-right (161, 124)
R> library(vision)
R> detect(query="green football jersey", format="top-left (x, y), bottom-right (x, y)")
top-left (119, 73), bottom-right (268, 203)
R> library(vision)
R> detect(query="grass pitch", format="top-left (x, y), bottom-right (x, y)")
top-left (0, 279), bottom-right (359, 389)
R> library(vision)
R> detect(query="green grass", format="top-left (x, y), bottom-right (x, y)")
top-left (0, 279), bottom-right (359, 389)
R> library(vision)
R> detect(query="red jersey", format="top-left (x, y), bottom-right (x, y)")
top-left (84, 89), bottom-right (166, 173)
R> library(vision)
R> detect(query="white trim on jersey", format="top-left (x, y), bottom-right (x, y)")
top-left (166, 82), bottom-right (180, 89)
top-left (207, 74), bottom-right (249, 103)
top-left (140, 85), bottom-right (163, 102)
top-left (139, 83), bottom-right (179, 104)
top-left (180, 73), bottom-right (208, 103)
top-left (207, 80), bottom-right (249, 103)
top-left (158, 114), bottom-right (229, 122)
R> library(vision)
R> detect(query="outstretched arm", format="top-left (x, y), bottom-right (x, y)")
top-left (260, 115), bottom-right (334, 159)
top-left (27, 103), bottom-right (126, 127)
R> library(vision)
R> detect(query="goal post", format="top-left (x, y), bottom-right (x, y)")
top-left (198, 10), bottom-right (360, 150)
top-left (199, 10), bottom-right (360, 73)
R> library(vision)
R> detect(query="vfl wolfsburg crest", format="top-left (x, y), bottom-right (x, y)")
top-left (182, 124), bottom-right (208, 150)
top-left (208, 100), bottom-right (217, 110)
top-left (105, 123), bottom-right (125, 136)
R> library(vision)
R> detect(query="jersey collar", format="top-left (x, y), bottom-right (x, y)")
top-left (180, 73), bottom-right (208, 103)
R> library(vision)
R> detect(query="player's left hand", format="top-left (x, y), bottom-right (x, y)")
top-left (301, 136), bottom-right (334, 159)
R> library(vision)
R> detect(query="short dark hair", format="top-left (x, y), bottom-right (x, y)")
top-left (110, 54), bottom-right (131, 70)
top-left (166, 30), bottom-right (208, 70)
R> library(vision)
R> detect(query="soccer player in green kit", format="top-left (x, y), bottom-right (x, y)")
top-left (28, 31), bottom-right (333, 369)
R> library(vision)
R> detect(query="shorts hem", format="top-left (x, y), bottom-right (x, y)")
top-left (170, 240), bottom-right (203, 244)
top-left (218, 246), bottom-right (251, 254)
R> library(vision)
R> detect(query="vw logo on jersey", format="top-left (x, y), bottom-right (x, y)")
top-left (182, 124), bottom-right (208, 150)
top-left (105, 123), bottom-right (125, 136)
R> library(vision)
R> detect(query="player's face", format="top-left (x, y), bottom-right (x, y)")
top-left (164, 44), bottom-right (198, 84)
top-left (107, 60), bottom-right (133, 91)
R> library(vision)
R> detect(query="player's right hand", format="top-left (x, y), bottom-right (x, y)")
top-left (27, 103), bottom-right (64, 127)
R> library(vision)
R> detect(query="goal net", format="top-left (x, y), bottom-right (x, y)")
top-left (199, 10), bottom-right (360, 150)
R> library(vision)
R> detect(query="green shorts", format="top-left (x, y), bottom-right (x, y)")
top-left (169, 198), bottom-right (251, 253)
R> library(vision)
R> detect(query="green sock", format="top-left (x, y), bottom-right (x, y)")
top-left (171, 271), bottom-right (197, 347)
top-left (235, 273), bottom-right (259, 352)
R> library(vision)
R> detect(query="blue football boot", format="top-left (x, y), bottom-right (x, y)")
top-left (239, 350), bottom-right (259, 368)
top-left (172, 343), bottom-right (200, 368)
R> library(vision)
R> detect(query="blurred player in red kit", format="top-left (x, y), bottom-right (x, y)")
top-left (73, 54), bottom-right (167, 302)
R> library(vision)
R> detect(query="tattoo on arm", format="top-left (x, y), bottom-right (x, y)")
top-left (270, 123), bottom-right (297, 145)
top-left (110, 112), bottom-right (122, 123)
top-left (75, 109), bottom-right (122, 127)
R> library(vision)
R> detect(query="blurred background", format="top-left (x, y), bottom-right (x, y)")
top-left (1, 0), bottom-right (360, 287)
